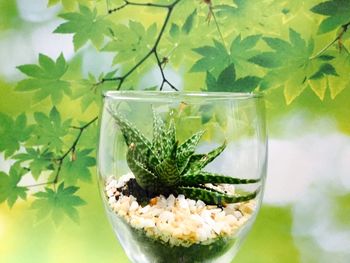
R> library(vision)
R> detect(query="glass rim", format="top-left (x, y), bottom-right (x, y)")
top-left (103, 90), bottom-right (264, 101)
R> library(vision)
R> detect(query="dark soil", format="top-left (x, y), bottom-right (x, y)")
top-left (117, 178), bottom-right (158, 206)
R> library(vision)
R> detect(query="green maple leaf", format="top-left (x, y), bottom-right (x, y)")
top-left (33, 107), bottom-right (71, 152)
top-left (54, 5), bottom-right (112, 50)
top-left (190, 40), bottom-right (230, 76)
top-left (308, 50), bottom-right (350, 100)
top-left (14, 148), bottom-right (54, 180)
top-left (32, 183), bottom-right (86, 225)
top-left (191, 34), bottom-right (261, 77)
top-left (206, 63), bottom-right (260, 92)
top-left (0, 163), bottom-right (28, 208)
top-left (0, 113), bottom-right (33, 158)
top-left (103, 21), bottom-right (157, 65)
top-left (310, 0), bottom-right (350, 34)
top-left (182, 9), bottom-right (197, 34)
top-left (249, 29), bottom-right (319, 104)
top-left (16, 53), bottom-right (70, 105)
top-left (61, 149), bottom-right (96, 184)
top-left (230, 34), bottom-right (261, 69)
top-left (72, 70), bottom-right (117, 111)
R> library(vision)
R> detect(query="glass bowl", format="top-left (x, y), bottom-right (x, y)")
top-left (97, 91), bottom-right (267, 263)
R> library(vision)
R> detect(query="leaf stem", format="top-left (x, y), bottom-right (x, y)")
top-left (310, 22), bottom-right (350, 60)
top-left (209, 5), bottom-right (229, 54)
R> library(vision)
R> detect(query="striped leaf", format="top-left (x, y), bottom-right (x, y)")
top-left (184, 141), bottom-right (227, 174)
top-left (152, 110), bottom-right (167, 160)
top-left (155, 141), bottom-right (180, 187)
top-left (181, 171), bottom-right (260, 186)
top-left (164, 119), bottom-right (176, 158)
top-left (176, 130), bottom-right (204, 173)
top-left (127, 146), bottom-right (157, 191)
top-left (177, 186), bottom-right (259, 205)
top-left (112, 114), bottom-right (159, 167)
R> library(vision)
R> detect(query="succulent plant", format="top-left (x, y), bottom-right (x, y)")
top-left (112, 110), bottom-right (260, 205)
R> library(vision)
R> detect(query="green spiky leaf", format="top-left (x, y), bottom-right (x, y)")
top-left (177, 186), bottom-right (260, 205)
top-left (114, 110), bottom-right (259, 205)
top-left (127, 145), bottom-right (158, 191)
top-left (184, 141), bottom-right (227, 175)
top-left (181, 171), bottom-right (260, 186)
top-left (155, 141), bottom-right (180, 188)
top-left (152, 110), bottom-right (167, 160)
top-left (176, 130), bottom-right (204, 173)
top-left (112, 114), bottom-right (159, 167)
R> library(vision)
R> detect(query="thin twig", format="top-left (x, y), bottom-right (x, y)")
top-left (310, 22), bottom-right (350, 60)
top-left (24, 116), bottom-right (98, 188)
top-left (108, 0), bottom-right (174, 13)
top-left (101, 0), bottom-right (181, 91)
top-left (209, 5), bottom-right (229, 53)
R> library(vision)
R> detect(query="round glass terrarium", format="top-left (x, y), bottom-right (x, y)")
top-left (98, 91), bottom-right (267, 263)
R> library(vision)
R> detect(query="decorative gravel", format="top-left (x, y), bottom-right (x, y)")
top-left (105, 173), bottom-right (256, 247)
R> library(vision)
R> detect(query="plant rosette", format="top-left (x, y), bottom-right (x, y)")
top-left (103, 110), bottom-right (260, 262)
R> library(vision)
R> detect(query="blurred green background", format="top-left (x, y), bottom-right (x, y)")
top-left (1, 0), bottom-right (350, 262)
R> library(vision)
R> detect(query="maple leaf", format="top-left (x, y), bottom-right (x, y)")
top-left (167, 13), bottom-right (201, 68)
top-left (32, 183), bottom-right (86, 225)
top-left (72, 70), bottom-right (117, 111)
top-left (308, 51), bottom-right (350, 100)
top-left (13, 148), bottom-right (54, 180)
top-left (16, 53), bottom-right (70, 105)
top-left (0, 113), bottom-right (33, 158)
top-left (230, 34), bottom-right (261, 67)
top-left (54, 5), bottom-right (112, 50)
top-left (0, 163), bottom-right (28, 207)
top-left (205, 63), bottom-right (260, 92)
top-left (32, 107), bottom-right (71, 152)
top-left (249, 29), bottom-right (326, 104)
top-left (310, 0), bottom-right (350, 34)
top-left (190, 34), bottom-right (260, 77)
top-left (103, 21), bottom-right (157, 65)
top-left (182, 9), bottom-right (197, 34)
top-left (190, 40), bottom-right (230, 76)
top-left (61, 149), bottom-right (96, 184)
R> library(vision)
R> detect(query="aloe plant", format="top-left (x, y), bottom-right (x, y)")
top-left (112, 110), bottom-right (260, 205)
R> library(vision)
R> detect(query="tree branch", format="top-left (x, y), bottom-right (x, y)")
top-left (310, 22), bottom-right (350, 60)
top-left (25, 116), bottom-right (98, 188)
top-left (101, 0), bottom-right (181, 91)
top-left (108, 0), bottom-right (175, 13)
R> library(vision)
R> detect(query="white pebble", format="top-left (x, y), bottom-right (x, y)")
top-left (105, 173), bottom-right (256, 247)
top-left (196, 200), bottom-right (206, 209)
top-left (233, 210), bottom-right (243, 220)
top-left (129, 201), bottom-right (139, 212)
top-left (159, 211), bottom-right (175, 223)
top-left (140, 205), bottom-right (150, 214)
top-left (106, 189), bottom-right (115, 197)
